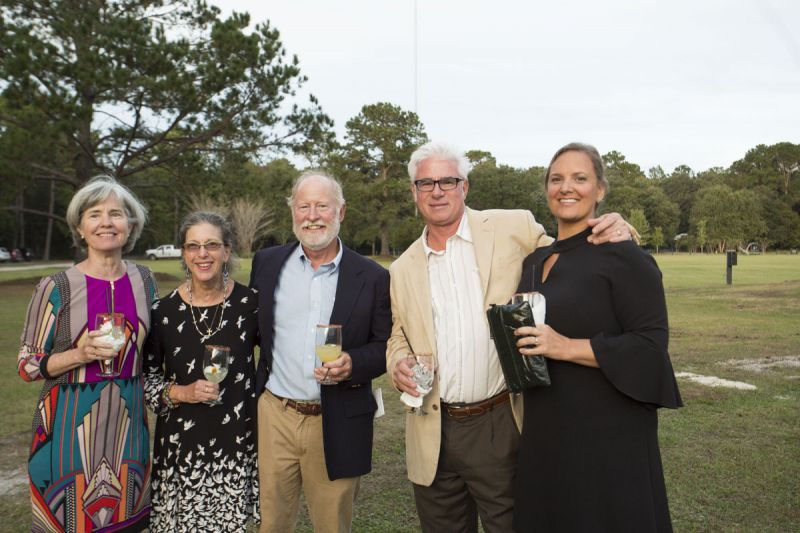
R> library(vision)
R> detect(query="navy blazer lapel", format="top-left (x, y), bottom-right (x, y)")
top-left (259, 243), bottom-right (299, 331)
top-left (263, 243), bottom-right (298, 288)
top-left (329, 247), bottom-right (364, 338)
top-left (253, 242), bottom-right (298, 393)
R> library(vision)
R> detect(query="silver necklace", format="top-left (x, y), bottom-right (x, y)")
top-left (187, 278), bottom-right (228, 342)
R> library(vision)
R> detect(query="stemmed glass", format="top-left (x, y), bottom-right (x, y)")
top-left (202, 345), bottom-right (230, 405)
top-left (315, 325), bottom-right (342, 385)
top-left (95, 313), bottom-right (125, 377)
top-left (404, 353), bottom-right (434, 416)
top-left (512, 292), bottom-right (546, 325)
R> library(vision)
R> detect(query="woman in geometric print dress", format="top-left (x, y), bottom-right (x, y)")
top-left (143, 211), bottom-right (259, 532)
top-left (17, 176), bottom-right (156, 532)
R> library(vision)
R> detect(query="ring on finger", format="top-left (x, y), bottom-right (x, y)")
top-left (616, 230), bottom-right (622, 236)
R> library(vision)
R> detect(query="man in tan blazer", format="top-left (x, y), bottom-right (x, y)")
top-left (388, 141), bottom-right (632, 532)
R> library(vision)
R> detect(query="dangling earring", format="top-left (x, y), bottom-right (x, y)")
top-left (222, 263), bottom-right (229, 291)
top-left (184, 264), bottom-right (191, 284)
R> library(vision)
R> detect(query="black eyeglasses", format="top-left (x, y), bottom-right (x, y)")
top-left (413, 177), bottom-right (464, 192)
top-left (183, 241), bottom-right (224, 252)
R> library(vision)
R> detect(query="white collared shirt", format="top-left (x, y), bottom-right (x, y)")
top-left (268, 239), bottom-right (343, 401)
top-left (423, 213), bottom-right (506, 403)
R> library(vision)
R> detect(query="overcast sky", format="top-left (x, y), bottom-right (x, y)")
top-left (217, 0), bottom-right (799, 174)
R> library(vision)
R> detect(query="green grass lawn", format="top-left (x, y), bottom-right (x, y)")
top-left (1, 253), bottom-right (798, 531)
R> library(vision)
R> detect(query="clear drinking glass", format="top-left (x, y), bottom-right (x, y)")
top-left (409, 353), bottom-right (434, 416)
top-left (202, 345), bottom-right (230, 405)
top-left (512, 291), bottom-right (539, 307)
top-left (315, 324), bottom-right (342, 385)
top-left (95, 313), bottom-right (125, 378)
top-left (512, 291), bottom-right (546, 325)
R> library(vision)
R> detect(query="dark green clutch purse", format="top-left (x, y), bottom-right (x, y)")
top-left (486, 301), bottom-right (551, 392)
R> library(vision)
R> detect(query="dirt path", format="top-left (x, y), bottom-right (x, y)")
top-left (0, 432), bottom-right (28, 496)
top-left (0, 262), bottom-right (71, 272)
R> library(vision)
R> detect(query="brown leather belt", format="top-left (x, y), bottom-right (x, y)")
top-left (441, 391), bottom-right (510, 419)
top-left (274, 393), bottom-right (322, 416)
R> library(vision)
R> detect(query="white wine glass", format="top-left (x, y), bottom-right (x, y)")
top-left (202, 345), bottom-right (230, 405)
top-left (95, 312), bottom-right (125, 378)
top-left (315, 325), bottom-right (342, 385)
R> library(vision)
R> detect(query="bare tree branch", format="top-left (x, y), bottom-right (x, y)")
top-left (31, 164), bottom-right (81, 186)
top-left (3, 205), bottom-right (67, 224)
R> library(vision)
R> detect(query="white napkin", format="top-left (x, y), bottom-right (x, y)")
top-left (400, 382), bottom-right (432, 409)
top-left (96, 334), bottom-right (126, 352)
top-left (96, 322), bottom-right (126, 351)
top-left (373, 388), bottom-right (385, 419)
top-left (530, 292), bottom-right (547, 326)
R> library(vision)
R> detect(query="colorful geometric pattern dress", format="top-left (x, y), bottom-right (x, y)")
top-left (143, 282), bottom-right (260, 532)
top-left (17, 263), bottom-right (157, 533)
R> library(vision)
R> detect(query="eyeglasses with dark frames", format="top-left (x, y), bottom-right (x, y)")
top-left (183, 241), bottom-right (224, 252)
top-left (413, 177), bottom-right (464, 192)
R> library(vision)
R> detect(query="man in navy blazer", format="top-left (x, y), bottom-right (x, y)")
top-left (250, 170), bottom-right (391, 533)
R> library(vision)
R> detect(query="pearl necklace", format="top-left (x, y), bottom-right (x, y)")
top-left (187, 278), bottom-right (228, 342)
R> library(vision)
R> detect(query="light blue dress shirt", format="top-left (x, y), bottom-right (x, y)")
top-left (266, 240), bottom-right (343, 401)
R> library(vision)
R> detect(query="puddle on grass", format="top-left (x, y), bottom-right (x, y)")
top-left (0, 432), bottom-right (31, 496)
top-left (720, 355), bottom-right (800, 373)
top-left (0, 466), bottom-right (26, 496)
top-left (675, 372), bottom-right (757, 390)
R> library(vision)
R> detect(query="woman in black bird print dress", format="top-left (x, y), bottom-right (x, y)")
top-left (144, 212), bottom-right (259, 532)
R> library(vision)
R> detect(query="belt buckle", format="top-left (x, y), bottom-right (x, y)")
top-left (294, 400), bottom-right (320, 415)
top-left (447, 404), bottom-right (470, 419)
top-left (444, 403), bottom-right (460, 418)
top-left (446, 396), bottom-right (499, 419)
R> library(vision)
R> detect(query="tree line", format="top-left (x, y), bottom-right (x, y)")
top-left (2, 1), bottom-right (798, 258)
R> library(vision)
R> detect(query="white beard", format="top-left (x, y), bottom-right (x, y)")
top-left (293, 216), bottom-right (341, 251)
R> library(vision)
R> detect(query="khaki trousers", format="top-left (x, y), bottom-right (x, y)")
top-left (258, 389), bottom-right (360, 533)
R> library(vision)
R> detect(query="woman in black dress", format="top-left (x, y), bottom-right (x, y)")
top-left (143, 211), bottom-right (259, 531)
top-left (513, 143), bottom-right (682, 532)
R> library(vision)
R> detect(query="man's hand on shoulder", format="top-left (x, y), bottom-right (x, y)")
top-left (587, 213), bottom-right (639, 244)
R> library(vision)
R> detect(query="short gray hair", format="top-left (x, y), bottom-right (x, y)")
top-left (286, 170), bottom-right (345, 208)
top-left (65, 175), bottom-right (148, 253)
top-left (177, 210), bottom-right (237, 274)
top-left (407, 141), bottom-right (471, 182)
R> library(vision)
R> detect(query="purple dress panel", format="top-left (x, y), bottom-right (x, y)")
top-left (85, 274), bottom-right (140, 380)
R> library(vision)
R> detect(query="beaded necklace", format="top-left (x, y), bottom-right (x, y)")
top-left (187, 277), bottom-right (228, 342)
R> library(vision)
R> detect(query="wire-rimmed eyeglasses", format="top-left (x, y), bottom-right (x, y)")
top-left (183, 241), bottom-right (224, 252)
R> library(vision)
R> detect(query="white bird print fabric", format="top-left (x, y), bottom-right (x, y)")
top-left (143, 283), bottom-right (260, 532)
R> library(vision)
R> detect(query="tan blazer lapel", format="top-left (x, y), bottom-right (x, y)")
top-left (404, 240), bottom-right (437, 355)
top-left (467, 208), bottom-right (494, 299)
